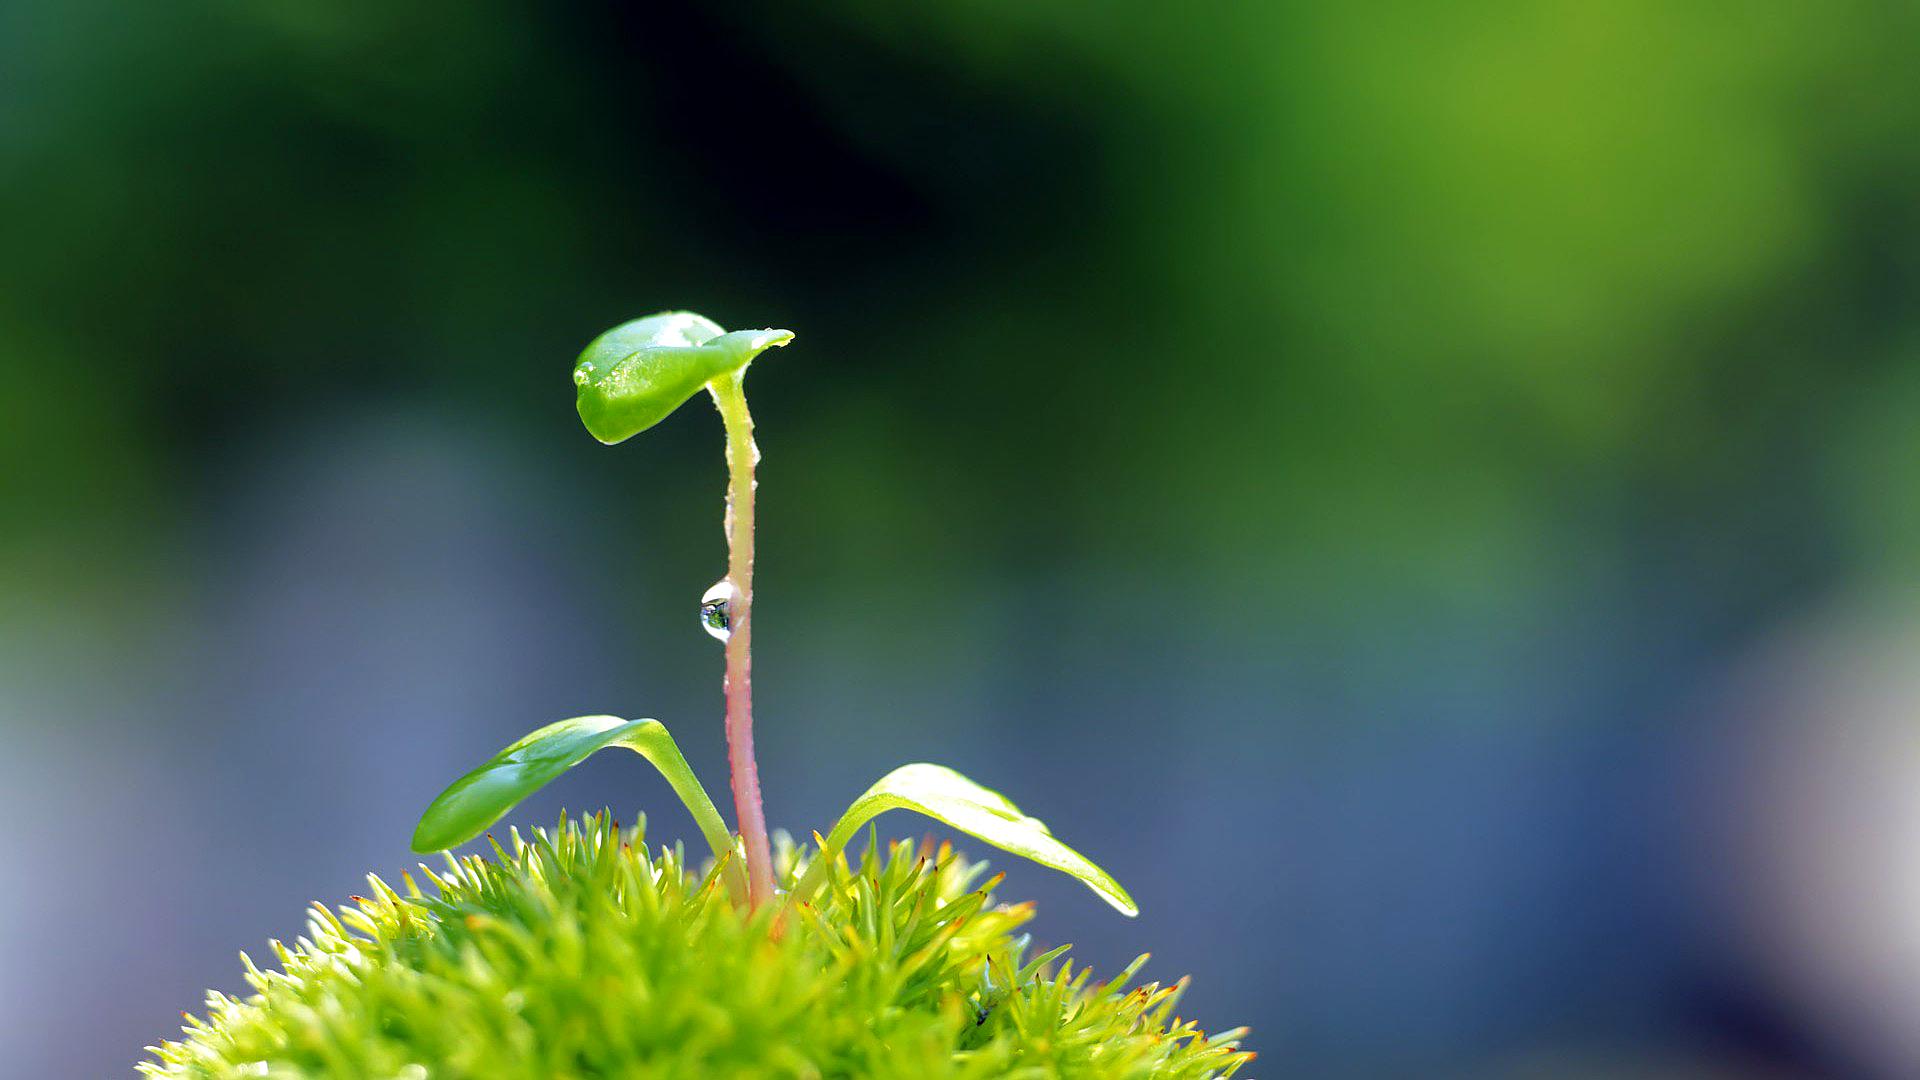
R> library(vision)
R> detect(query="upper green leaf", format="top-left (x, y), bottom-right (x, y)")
top-left (572, 311), bottom-right (793, 444)
top-left (792, 763), bottom-right (1139, 917)
top-left (410, 716), bottom-right (738, 885)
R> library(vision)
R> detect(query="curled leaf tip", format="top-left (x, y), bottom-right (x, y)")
top-left (572, 312), bottom-right (795, 444)
top-left (740, 328), bottom-right (795, 352)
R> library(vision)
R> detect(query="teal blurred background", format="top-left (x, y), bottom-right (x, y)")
top-left (6, 2), bottom-right (1920, 1075)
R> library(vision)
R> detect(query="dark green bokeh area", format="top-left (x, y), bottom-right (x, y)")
top-left (6, 2), bottom-right (1920, 1076)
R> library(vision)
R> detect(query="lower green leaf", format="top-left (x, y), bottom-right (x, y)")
top-left (791, 763), bottom-right (1138, 917)
top-left (411, 716), bottom-right (740, 892)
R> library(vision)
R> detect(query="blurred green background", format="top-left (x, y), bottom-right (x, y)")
top-left (6, 2), bottom-right (1920, 1075)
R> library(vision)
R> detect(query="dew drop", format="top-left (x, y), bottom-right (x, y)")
top-left (700, 578), bottom-right (737, 642)
top-left (572, 363), bottom-right (594, 387)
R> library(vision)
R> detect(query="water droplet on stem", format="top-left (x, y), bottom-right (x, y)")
top-left (700, 578), bottom-right (737, 642)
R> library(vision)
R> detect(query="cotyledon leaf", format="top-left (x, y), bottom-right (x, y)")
top-left (572, 311), bottom-right (793, 444)
top-left (411, 716), bottom-right (745, 897)
top-left (789, 763), bottom-right (1138, 917)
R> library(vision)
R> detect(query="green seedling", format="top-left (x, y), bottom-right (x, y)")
top-left (413, 310), bottom-right (1134, 917)
top-left (145, 311), bottom-right (1250, 1077)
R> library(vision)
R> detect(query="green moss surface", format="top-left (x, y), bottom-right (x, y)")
top-left (144, 814), bottom-right (1251, 1078)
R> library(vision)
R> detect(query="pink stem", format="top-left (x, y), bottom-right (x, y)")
top-left (712, 373), bottom-right (776, 906)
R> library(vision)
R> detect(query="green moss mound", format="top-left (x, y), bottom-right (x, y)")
top-left (143, 814), bottom-right (1252, 1078)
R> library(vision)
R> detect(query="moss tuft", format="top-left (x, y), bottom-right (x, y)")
top-left (143, 813), bottom-right (1251, 1078)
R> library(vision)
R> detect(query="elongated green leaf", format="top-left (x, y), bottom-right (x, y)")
top-left (792, 764), bottom-right (1138, 917)
top-left (572, 311), bottom-right (793, 444)
top-left (411, 716), bottom-right (737, 880)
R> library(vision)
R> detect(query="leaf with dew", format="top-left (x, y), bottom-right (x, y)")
top-left (573, 311), bottom-right (793, 444)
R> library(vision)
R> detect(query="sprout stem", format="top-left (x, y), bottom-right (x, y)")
top-left (710, 372), bottom-right (776, 907)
